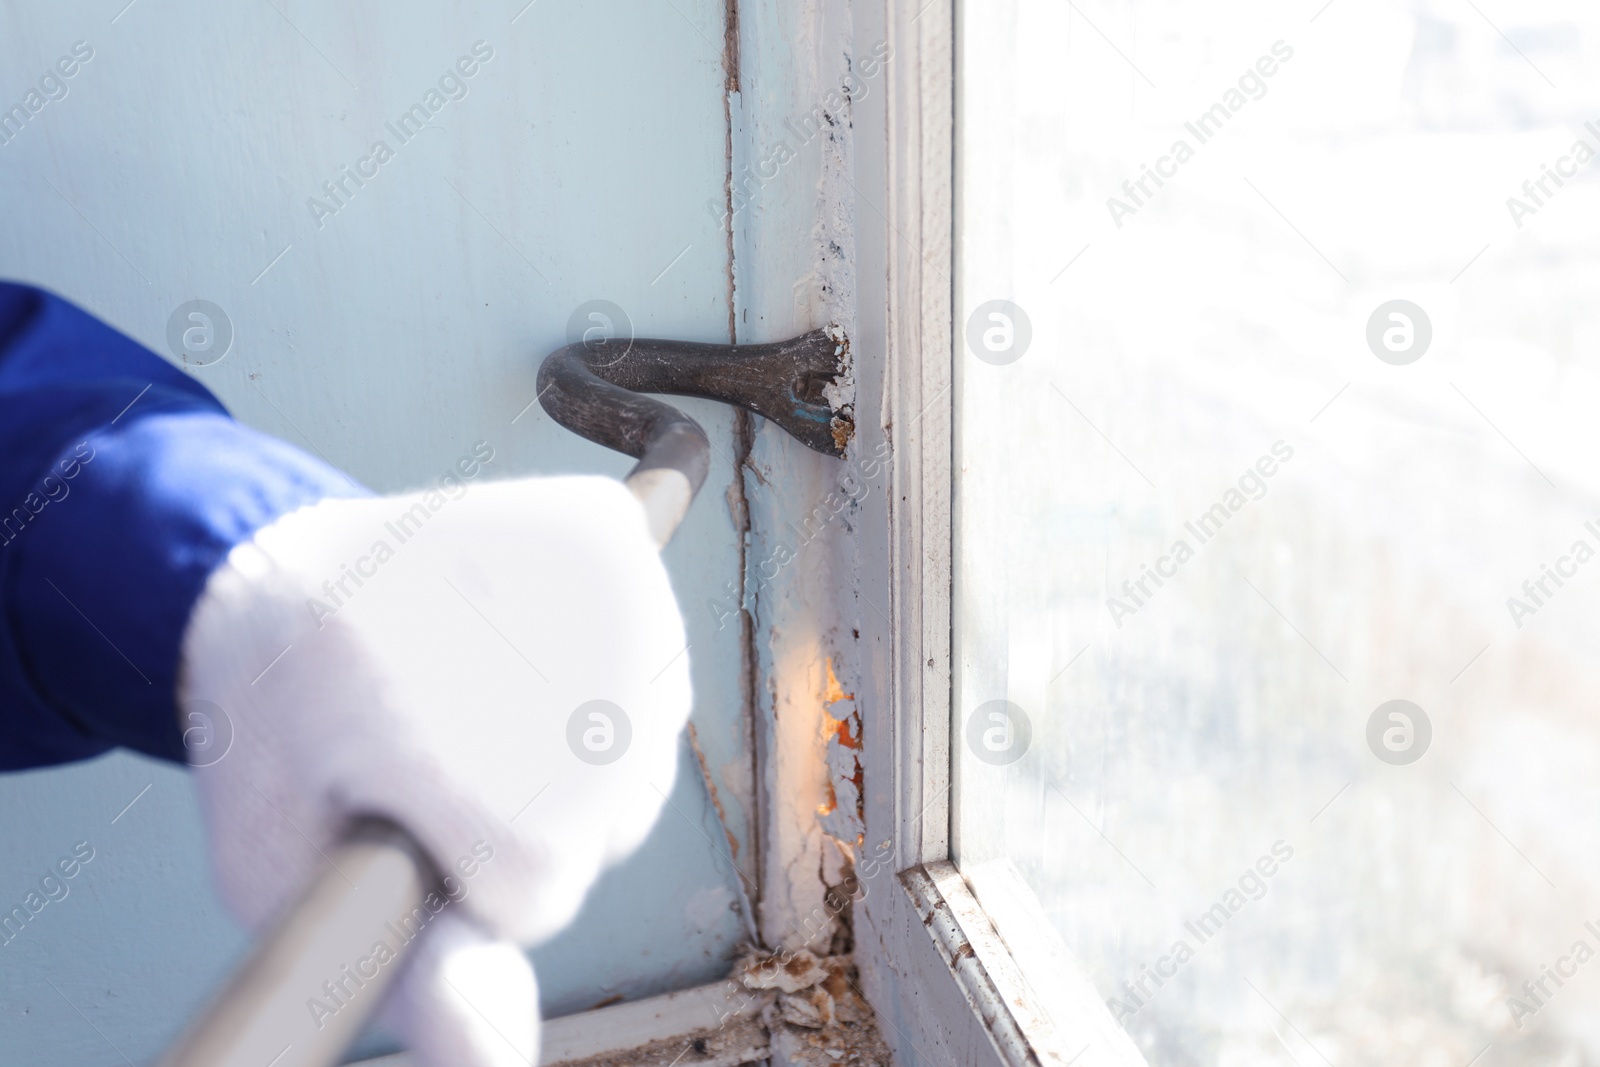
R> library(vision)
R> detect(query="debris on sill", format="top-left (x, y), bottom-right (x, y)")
top-left (739, 950), bottom-right (891, 1067)
top-left (741, 946), bottom-right (830, 995)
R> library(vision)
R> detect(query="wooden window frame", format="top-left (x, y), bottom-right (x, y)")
top-left (843, 3), bottom-right (1138, 1066)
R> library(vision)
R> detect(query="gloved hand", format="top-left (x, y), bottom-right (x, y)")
top-left (177, 474), bottom-right (693, 1066)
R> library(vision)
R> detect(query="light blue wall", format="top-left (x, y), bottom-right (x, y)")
top-left (0, 1), bottom-right (756, 1061)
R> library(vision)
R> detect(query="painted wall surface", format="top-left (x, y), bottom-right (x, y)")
top-left (0, 1), bottom-right (758, 1061)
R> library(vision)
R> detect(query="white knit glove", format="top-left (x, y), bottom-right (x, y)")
top-left (177, 475), bottom-right (692, 1066)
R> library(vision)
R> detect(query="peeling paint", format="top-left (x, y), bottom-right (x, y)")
top-left (818, 657), bottom-right (866, 846)
top-left (829, 415), bottom-right (855, 455)
top-left (823, 327), bottom-right (856, 452)
top-left (728, 4), bottom-right (893, 1063)
top-left (822, 657), bottom-right (853, 705)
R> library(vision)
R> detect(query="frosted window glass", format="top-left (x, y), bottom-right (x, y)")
top-left (953, 2), bottom-right (1600, 1062)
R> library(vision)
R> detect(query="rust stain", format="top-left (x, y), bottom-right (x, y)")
top-left (828, 715), bottom-right (860, 749)
top-left (686, 721), bottom-right (740, 861)
top-left (830, 413), bottom-right (855, 452)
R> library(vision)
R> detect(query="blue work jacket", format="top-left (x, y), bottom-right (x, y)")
top-left (0, 283), bottom-right (359, 769)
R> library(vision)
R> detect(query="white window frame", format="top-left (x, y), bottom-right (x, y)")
top-left (845, 4), bottom-right (1146, 1066)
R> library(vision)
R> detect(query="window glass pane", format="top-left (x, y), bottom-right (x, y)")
top-left (954, 1), bottom-right (1600, 1061)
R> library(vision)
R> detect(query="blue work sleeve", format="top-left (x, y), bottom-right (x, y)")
top-left (0, 282), bottom-right (366, 770)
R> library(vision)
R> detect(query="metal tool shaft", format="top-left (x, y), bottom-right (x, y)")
top-left (160, 819), bottom-right (436, 1067)
top-left (162, 329), bottom-right (849, 1066)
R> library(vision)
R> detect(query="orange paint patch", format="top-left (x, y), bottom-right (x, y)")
top-left (817, 656), bottom-right (865, 831)
top-left (820, 657), bottom-right (860, 747)
top-left (817, 779), bottom-right (838, 816)
top-left (823, 658), bottom-right (854, 705)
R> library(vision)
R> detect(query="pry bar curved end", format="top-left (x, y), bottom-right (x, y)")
top-left (536, 328), bottom-right (852, 545)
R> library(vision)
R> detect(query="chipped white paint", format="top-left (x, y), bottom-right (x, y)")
top-left (731, 0), bottom-right (866, 961)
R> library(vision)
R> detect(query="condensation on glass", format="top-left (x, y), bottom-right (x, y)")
top-left (954, 1), bottom-right (1600, 1062)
